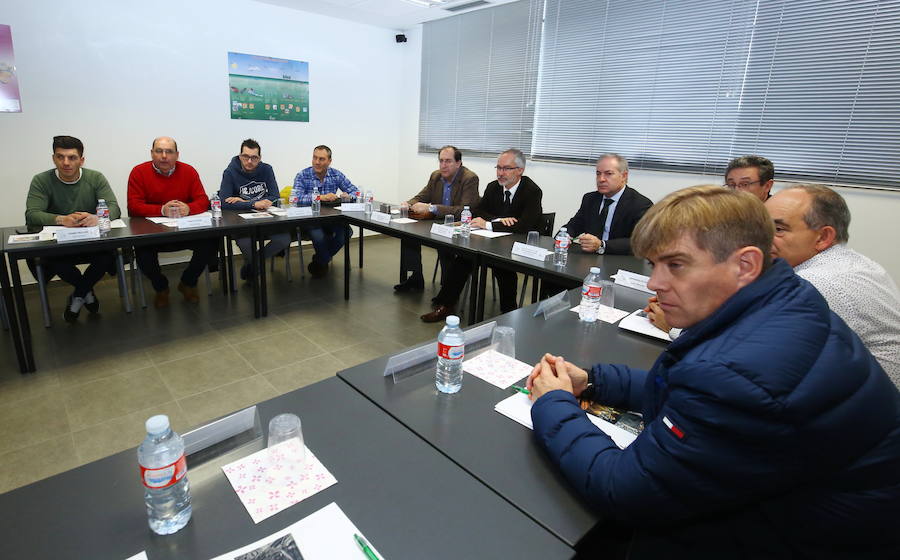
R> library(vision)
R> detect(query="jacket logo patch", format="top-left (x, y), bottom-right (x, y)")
top-left (663, 416), bottom-right (685, 439)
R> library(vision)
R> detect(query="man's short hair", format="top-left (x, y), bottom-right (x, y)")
top-left (783, 184), bottom-right (851, 244)
top-left (633, 185), bottom-right (774, 270)
top-left (53, 135), bottom-right (84, 157)
top-left (241, 138), bottom-right (261, 155)
top-left (501, 148), bottom-right (526, 169)
top-left (314, 145), bottom-right (332, 158)
top-left (151, 137), bottom-right (178, 152)
top-left (726, 155), bottom-right (774, 184)
top-left (597, 153), bottom-right (628, 174)
top-left (438, 145), bottom-right (462, 162)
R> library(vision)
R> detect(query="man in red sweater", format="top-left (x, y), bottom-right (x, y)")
top-left (128, 136), bottom-right (215, 307)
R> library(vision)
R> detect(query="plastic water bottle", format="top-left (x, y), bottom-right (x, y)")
top-left (364, 190), bottom-right (374, 215)
top-left (210, 193), bottom-right (222, 220)
top-left (311, 186), bottom-right (321, 215)
top-left (96, 199), bottom-right (111, 234)
top-left (436, 315), bottom-right (465, 394)
top-left (289, 193), bottom-right (298, 208)
top-left (554, 227), bottom-right (570, 266)
top-left (460, 206), bottom-right (472, 239)
top-left (138, 414), bottom-right (192, 535)
top-left (579, 267), bottom-right (603, 322)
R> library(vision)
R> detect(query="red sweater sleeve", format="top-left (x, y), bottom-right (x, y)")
top-left (127, 163), bottom-right (163, 217)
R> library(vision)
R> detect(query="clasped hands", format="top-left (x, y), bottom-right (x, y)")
top-left (57, 212), bottom-right (98, 227)
top-left (526, 353), bottom-right (589, 401)
top-left (161, 200), bottom-right (190, 217)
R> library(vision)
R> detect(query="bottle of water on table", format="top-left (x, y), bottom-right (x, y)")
top-left (554, 227), bottom-right (570, 266)
top-left (579, 266), bottom-right (603, 323)
top-left (311, 186), bottom-right (321, 215)
top-left (138, 414), bottom-right (192, 535)
top-left (436, 315), bottom-right (465, 394)
top-left (210, 193), bottom-right (222, 220)
top-left (364, 190), bottom-right (374, 215)
top-left (460, 206), bottom-right (472, 239)
top-left (96, 199), bottom-right (111, 234)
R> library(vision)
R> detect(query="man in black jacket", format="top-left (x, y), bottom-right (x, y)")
top-left (421, 149), bottom-right (542, 322)
top-left (561, 153), bottom-right (652, 256)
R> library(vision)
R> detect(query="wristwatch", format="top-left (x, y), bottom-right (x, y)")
top-left (597, 240), bottom-right (606, 255)
top-left (428, 204), bottom-right (437, 215)
top-left (581, 367), bottom-right (597, 401)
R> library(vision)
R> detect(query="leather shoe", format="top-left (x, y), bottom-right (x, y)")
top-left (83, 292), bottom-right (100, 314)
top-left (394, 273), bottom-right (424, 292)
top-left (63, 294), bottom-right (80, 323)
top-left (421, 304), bottom-right (455, 323)
top-left (308, 260), bottom-right (328, 278)
top-left (177, 282), bottom-right (199, 304)
top-left (154, 288), bottom-right (170, 308)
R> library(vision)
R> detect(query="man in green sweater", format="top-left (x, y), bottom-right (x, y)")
top-left (25, 135), bottom-right (121, 323)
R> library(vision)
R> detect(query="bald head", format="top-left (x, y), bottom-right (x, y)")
top-left (150, 136), bottom-right (179, 173)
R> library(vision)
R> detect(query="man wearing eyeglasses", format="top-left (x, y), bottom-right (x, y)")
top-left (127, 136), bottom-right (215, 308)
top-left (219, 138), bottom-right (290, 281)
top-left (725, 155), bottom-right (775, 201)
top-left (421, 148), bottom-right (542, 322)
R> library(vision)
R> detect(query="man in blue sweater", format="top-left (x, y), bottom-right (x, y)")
top-left (528, 186), bottom-right (900, 558)
top-left (219, 139), bottom-right (290, 280)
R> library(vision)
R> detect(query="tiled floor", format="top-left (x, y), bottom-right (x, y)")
top-left (0, 235), bottom-right (511, 494)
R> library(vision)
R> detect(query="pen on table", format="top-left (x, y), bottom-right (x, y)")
top-left (512, 385), bottom-right (531, 395)
top-left (354, 533), bottom-right (380, 560)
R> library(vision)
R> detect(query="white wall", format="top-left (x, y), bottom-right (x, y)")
top-left (395, 26), bottom-right (900, 283)
top-left (1, 0), bottom-right (408, 225)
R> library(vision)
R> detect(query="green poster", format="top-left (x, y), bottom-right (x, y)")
top-left (228, 51), bottom-right (309, 122)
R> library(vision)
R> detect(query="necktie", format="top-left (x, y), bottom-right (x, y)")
top-left (598, 197), bottom-right (614, 239)
top-left (503, 190), bottom-right (512, 215)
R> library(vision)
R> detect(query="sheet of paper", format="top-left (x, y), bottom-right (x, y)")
top-left (209, 502), bottom-right (386, 560)
top-left (470, 229), bottom-right (512, 238)
top-left (618, 308), bottom-right (671, 342)
top-left (40, 226), bottom-right (65, 235)
top-left (124, 552), bottom-right (148, 560)
top-left (614, 269), bottom-right (654, 294)
top-left (463, 350), bottom-right (532, 389)
top-left (238, 212), bottom-right (275, 220)
top-left (110, 219), bottom-right (127, 228)
top-left (146, 217), bottom-right (177, 227)
top-left (391, 217), bottom-right (417, 224)
top-left (569, 304), bottom-right (629, 324)
top-left (222, 439), bottom-right (338, 524)
top-left (494, 393), bottom-right (637, 449)
top-left (7, 233), bottom-right (42, 243)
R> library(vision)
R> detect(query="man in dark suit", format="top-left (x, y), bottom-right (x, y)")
top-left (421, 149), bottom-right (542, 322)
top-left (561, 153), bottom-right (653, 256)
top-left (394, 146), bottom-right (480, 292)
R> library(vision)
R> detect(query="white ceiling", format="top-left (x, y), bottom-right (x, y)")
top-left (255, 0), bottom-right (519, 31)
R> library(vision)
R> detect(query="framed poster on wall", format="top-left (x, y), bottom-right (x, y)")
top-left (228, 51), bottom-right (309, 122)
top-left (0, 24), bottom-right (21, 113)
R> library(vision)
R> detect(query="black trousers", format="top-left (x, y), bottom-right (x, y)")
top-left (27, 252), bottom-right (115, 298)
top-left (135, 240), bottom-right (216, 292)
top-left (399, 239), bottom-right (454, 282)
top-left (434, 256), bottom-right (519, 314)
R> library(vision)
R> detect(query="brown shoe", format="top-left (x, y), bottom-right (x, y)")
top-left (177, 282), bottom-right (199, 304)
top-left (421, 304), bottom-right (455, 323)
top-left (154, 288), bottom-right (170, 308)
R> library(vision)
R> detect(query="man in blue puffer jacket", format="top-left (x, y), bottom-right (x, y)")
top-left (528, 185), bottom-right (900, 558)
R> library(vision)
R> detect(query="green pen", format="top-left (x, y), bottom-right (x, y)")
top-left (512, 385), bottom-right (531, 395)
top-left (354, 533), bottom-right (380, 560)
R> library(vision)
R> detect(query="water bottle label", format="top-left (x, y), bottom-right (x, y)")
top-left (582, 285), bottom-right (601, 298)
top-left (141, 455), bottom-right (187, 489)
top-left (555, 238), bottom-right (570, 249)
top-left (438, 342), bottom-right (464, 360)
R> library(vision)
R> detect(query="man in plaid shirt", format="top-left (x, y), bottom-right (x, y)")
top-left (291, 145), bottom-right (359, 277)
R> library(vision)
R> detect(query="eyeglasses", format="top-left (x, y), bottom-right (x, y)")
top-left (725, 180), bottom-right (760, 189)
top-left (495, 166), bottom-right (520, 172)
top-left (239, 154), bottom-right (261, 162)
top-left (152, 148), bottom-right (176, 156)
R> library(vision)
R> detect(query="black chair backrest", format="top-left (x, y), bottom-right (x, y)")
top-left (539, 212), bottom-right (555, 237)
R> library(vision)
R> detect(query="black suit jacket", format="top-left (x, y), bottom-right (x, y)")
top-left (562, 186), bottom-right (653, 255)
top-left (475, 176), bottom-right (543, 234)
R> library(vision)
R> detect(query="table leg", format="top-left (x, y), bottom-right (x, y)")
top-left (344, 234), bottom-right (350, 301)
top-left (0, 254), bottom-right (28, 373)
top-left (258, 231), bottom-right (268, 317)
top-left (358, 226), bottom-right (364, 268)
top-left (226, 236), bottom-right (237, 293)
top-left (468, 256), bottom-right (483, 326)
top-left (251, 233), bottom-right (260, 319)
top-left (474, 257), bottom-right (488, 324)
top-left (9, 257), bottom-right (35, 372)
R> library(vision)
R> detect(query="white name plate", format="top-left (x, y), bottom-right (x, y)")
top-left (287, 206), bottom-right (313, 217)
top-left (177, 214), bottom-right (213, 229)
top-left (370, 211), bottom-right (391, 224)
top-left (56, 226), bottom-right (100, 242)
top-left (511, 241), bottom-right (550, 261)
top-left (430, 223), bottom-right (456, 238)
top-left (338, 203), bottom-right (365, 212)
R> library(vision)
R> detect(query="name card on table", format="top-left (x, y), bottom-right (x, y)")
top-left (338, 203), bottom-right (365, 212)
top-left (370, 211), bottom-right (391, 224)
top-left (287, 206), bottom-right (313, 218)
top-left (177, 214), bottom-right (213, 229)
top-left (613, 269), bottom-right (654, 294)
top-left (56, 226), bottom-right (100, 243)
top-left (430, 223), bottom-right (456, 238)
top-left (511, 241), bottom-right (550, 261)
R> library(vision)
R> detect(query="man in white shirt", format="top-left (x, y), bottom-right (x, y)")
top-left (765, 184), bottom-right (900, 387)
